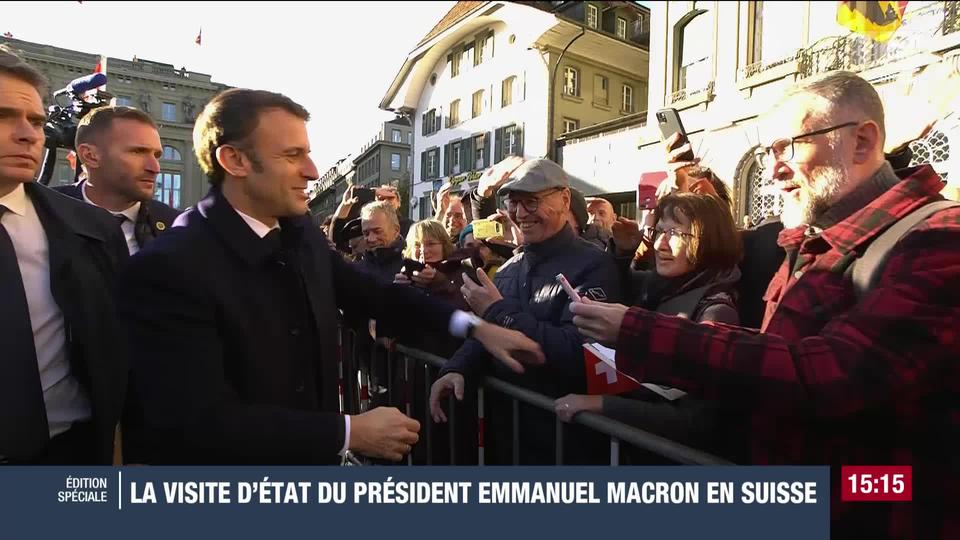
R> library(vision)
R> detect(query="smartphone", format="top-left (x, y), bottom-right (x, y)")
top-left (460, 257), bottom-right (485, 285)
top-left (638, 171), bottom-right (668, 210)
top-left (655, 108), bottom-right (694, 161)
top-left (472, 219), bottom-right (504, 240)
top-left (555, 273), bottom-right (582, 304)
top-left (401, 258), bottom-right (425, 278)
top-left (344, 187), bottom-right (376, 222)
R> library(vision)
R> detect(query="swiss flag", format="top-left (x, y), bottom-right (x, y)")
top-left (583, 343), bottom-right (642, 395)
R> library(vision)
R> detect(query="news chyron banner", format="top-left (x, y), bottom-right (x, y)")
top-left (1, 467), bottom-right (827, 539)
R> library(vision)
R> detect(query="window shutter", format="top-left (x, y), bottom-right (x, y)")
top-left (441, 144), bottom-right (448, 177)
top-left (494, 127), bottom-right (504, 163)
top-left (421, 151), bottom-right (427, 181)
top-left (463, 136), bottom-right (473, 172)
top-left (483, 132), bottom-right (491, 168)
top-left (421, 114), bottom-right (426, 136)
top-left (517, 124), bottom-right (524, 157)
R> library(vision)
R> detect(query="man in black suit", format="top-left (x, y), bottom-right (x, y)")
top-left (0, 46), bottom-right (128, 464)
top-left (119, 88), bottom-right (544, 464)
top-left (53, 106), bottom-right (179, 255)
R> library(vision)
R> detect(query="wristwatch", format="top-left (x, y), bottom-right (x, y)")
top-left (464, 313), bottom-right (484, 339)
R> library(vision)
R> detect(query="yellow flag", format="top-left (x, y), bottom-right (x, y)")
top-left (837, 1), bottom-right (909, 42)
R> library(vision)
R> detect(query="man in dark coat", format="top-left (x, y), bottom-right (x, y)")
top-left (53, 106), bottom-right (179, 255)
top-left (119, 88), bottom-right (543, 464)
top-left (0, 46), bottom-right (127, 464)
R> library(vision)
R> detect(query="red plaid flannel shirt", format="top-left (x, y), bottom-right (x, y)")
top-left (615, 165), bottom-right (960, 539)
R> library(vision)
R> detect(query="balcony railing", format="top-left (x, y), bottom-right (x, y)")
top-left (669, 80), bottom-right (715, 105)
top-left (737, 49), bottom-right (803, 80)
top-left (799, 1), bottom-right (960, 79)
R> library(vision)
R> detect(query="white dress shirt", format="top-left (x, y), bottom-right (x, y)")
top-left (81, 183), bottom-right (140, 255)
top-left (0, 184), bottom-right (92, 438)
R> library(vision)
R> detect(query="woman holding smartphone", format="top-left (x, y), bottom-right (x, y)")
top-left (393, 220), bottom-right (469, 312)
top-left (554, 192), bottom-right (745, 462)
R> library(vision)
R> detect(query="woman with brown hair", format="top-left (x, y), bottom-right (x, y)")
top-left (554, 192), bottom-right (745, 462)
top-left (631, 191), bottom-right (743, 323)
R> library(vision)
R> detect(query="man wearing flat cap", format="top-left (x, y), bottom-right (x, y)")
top-left (430, 158), bottom-right (622, 464)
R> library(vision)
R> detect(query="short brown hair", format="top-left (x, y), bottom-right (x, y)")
top-left (75, 106), bottom-right (157, 147)
top-left (654, 192), bottom-right (742, 272)
top-left (193, 88), bottom-right (310, 185)
top-left (0, 45), bottom-right (48, 96)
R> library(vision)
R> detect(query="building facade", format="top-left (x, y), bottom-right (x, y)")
top-left (307, 115), bottom-right (413, 223)
top-left (559, 1), bottom-right (960, 223)
top-left (352, 117), bottom-right (413, 189)
top-left (1, 36), bottom-right (230, 210)
top-left (308, 156), bottom-right (355, 224)
top-left (379, 1), bottom-right (650, 220)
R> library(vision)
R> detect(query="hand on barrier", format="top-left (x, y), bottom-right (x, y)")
top-left (349, 407), bottom-right (420, 462)
top-left (554, 394), bottom-right (602, 423)
top-left (570, 297), bottom-right (630, 347)
top-left (429, 373), bottom-right (465, 423)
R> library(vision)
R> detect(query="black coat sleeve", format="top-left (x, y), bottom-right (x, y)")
top-left (331, 253), bottom-right (457, 341)
top-left (119, 248), bottom-right (345, 463)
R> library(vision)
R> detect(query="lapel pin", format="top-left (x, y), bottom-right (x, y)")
top-left (156, 222), bottom-right (166, 231)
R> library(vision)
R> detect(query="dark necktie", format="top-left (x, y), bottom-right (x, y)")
top-left (0, 205), bottom-right (49, 458)
top-left (263, 228), bottom-right (283, 258)
top-left (134, 205), bottom-right (153, 249)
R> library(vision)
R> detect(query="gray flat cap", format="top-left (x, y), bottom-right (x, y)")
top-left (497, 158), bottom-right (569, 195)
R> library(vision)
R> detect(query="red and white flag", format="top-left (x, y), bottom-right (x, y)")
top-left (583, 343), bottom-right (642, 395)
top-left (583, 343), bottom-right (687, 400)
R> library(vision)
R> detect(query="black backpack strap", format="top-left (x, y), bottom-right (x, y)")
top-left (851, 200), bottom-right (960, 298)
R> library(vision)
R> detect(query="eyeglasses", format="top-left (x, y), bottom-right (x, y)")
top-left (643, 226), bottom-right (698, 242)
top-left (505, 188), bottom-right (564, 213)
top-left (752, 121), bottom-right (858, 168)
top-left (416, 241), bottom-right (444, 249)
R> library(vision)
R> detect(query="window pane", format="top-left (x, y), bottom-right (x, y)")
top-left (755, 1), bottom-right (804, 64)
top-left (472, 91), bottom-right (483, 118)
top-left (116, 96), bottom-right (133, 107)
top-left (680, 13), bottom-right (712, 91)
top-left (391, 153), bottom-right (401, 171)
top-left (564, 67), bottom-right (579, 96)
top-left (587, 5), bottom-right (598, 28)
top-left (392, 129), bottom-right (402, 143)
top-left (162, 102), bottom-right (177, 122)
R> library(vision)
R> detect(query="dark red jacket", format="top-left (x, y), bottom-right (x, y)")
top-left (615, 165), bottom-right (960, 539)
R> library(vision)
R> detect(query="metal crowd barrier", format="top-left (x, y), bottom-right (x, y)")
top-left (337, 327), bottom-right (731, 466)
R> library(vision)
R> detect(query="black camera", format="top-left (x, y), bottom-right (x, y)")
top-left (37, 73), bottom-right (113, 185)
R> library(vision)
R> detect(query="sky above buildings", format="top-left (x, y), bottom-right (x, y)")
top-left (3, 0), bottom-right (455, 172)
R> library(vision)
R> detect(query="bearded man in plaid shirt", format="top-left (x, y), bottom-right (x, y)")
top-left (570, 71), bottom-right (959, 539)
